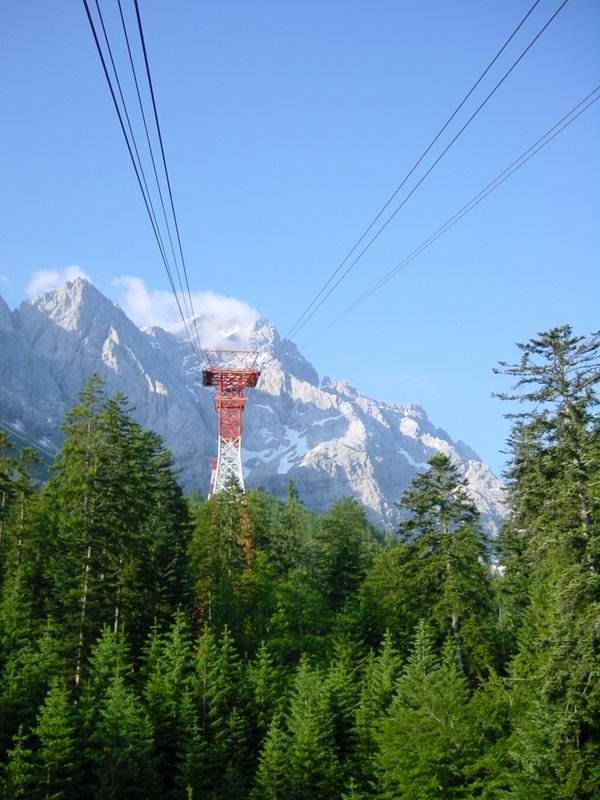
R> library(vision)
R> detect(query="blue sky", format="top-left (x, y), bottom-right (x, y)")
top-left (1, 0), bottom-right (598, 475)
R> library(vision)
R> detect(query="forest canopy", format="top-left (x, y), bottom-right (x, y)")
top-left (0, 324), bottom-right (598, 799)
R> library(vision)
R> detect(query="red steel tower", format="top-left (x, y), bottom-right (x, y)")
top-left (202, 351), bottom-right (260, 495)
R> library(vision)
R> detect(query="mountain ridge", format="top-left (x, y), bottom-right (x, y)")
top-left (0, 278), bottom-right (505, 531)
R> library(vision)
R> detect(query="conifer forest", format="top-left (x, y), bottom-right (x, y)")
top-left (1, 324), bottom-right (599, 800)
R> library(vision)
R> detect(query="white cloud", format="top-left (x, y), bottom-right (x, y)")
top-left (26, 265), bottom-right (90, 298)
top-left (113, 275), bottom-right (260, 349)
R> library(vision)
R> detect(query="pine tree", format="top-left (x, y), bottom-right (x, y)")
top-left (358, 537), bottom-right (411, 651)
top-left (324, 639), bottom-right (360, 786)
top-left (79, 626), bottom-right (130, 746)
top-left (353, 631), bottom-right (402, 791)
top-left (43, 375), bottom-right (106, 687)
top-left (76, 625), bottom-right (150, 798)
top-left (34, 679), bottom-right (77, 800)
top-left (495, 326), bottom-right (600, 795)
top-left (0, 622), bottom-right (62, 759)
top-left (267, 563), bottom-right (330, 664)
top-left (192, 627), bottom-right (249, 799)
top-left (251, 713), bottom-right (289, 800)
top-left (89, 673), bottom-right (156, 800)
top-left (397, 452), bottom-right (497, 678)
top-left (341, 778), bottom-right (364, 800)
top-left (375, 622), bottom-right (475, 799)
top-left (189, 483), bottom-right (247, 635)
top-left (316, 498), bottom-right (373, 613)
top-left (246, 641), bottom-right (283, 740)
top-left (173, 689), bottom-right (206, 799)
top-left (271, 481), bottom-right (307, 575)
top-left (284, 658), bottom-right (340, 800)
top-left (144, 611), bottom-right (195, 799)
top-left (0, 445), bottom-right (46, 641)
top-left (2, 725), bottom-right (33, 800)
top-left (43, 377), bottom-right (191, 680)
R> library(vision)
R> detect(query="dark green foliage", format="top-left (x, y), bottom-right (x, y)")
top-left (352, 631), bottom-right (402, 791)
top-left (0, 624), bottom-right (62, 760)
top-left (143, 612), bottom-right (197, 799)
top-left (284, 658), bottom-right (341, 799)
top-left (33, 679), bottom-right (77, 800)
top-left (189, 483), bottom-right (248, 636)
top-left (191, 626), bottom-right (250, 799)
top-left (43, 381), bottom-right (191, 674)
top-left (0, 328), bottom-right (598, 799)
top-left (360, 453), bottom-right (497, 679)
top-left (375, 623), bottom-right (476, 798)
top-left (250, 712), bottom-right (288, 800)
top-left (89, 673), bottom-right (156, 800)
top-left (315, 498), bottom-right (373, 613)
top-left (398, 453), bottom-right (497, 678)
top-left (495, 326), bottom-right (600, 797)
top-left (2, 726), bottom-right (33, 800)
top-left (246, 641), bottom-right (284, 740)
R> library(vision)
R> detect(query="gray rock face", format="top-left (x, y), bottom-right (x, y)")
top-left (0, 278), bottom-right (505, 531)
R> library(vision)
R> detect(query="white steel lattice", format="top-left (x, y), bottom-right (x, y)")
top-left (213, 436), bottom-right (244, 494)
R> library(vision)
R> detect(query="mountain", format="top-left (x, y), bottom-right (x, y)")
top-left (0, 278), bottom-right (505, 531)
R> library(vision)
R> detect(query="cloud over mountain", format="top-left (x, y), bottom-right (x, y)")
top-left (113, 275), bottom-right (260, 348)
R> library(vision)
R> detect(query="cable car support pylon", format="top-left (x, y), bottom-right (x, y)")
top-left (202, 351), bottom-right (260, 496)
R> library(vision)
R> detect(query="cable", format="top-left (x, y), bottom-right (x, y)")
top-left (132, 0), bottom-right (205, 356)
top-left (305, 85), bottom-right (600, 343)
top-left (284, 0), bottom-right (542, 342)
top-left (116, 0), bottom-right (206, 359)
top-left (92, 0), bottom-right (168, 266)
top-left (115, 0), bottom-right (186, 314)
top-left (285, 0), bottom-right (571, 342)
top-left (82, 0), bottom-right (203, 358)
top-left (0, 420), bottom-right (57, 460)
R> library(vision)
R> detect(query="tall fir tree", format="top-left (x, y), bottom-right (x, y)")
top-left (250, 713), bottom-right (289, 800)
top-left (397, 452), bottom-right (497, 678)
top-left (189, 483), bottom-right (247, 636)
top-left (1, 726), bottom-right (34, 800)
top-left (496, 326), bottom-right (600, 796)
top-left (143, 611), bottom-right (196, 800)
top-left (43, 377), bottom-right (191, 681)
top-left (284, 657), bottom-right (340, 800)
top-left (352, 631), bottom-right (402, 792)
top-left (375, 622), bottom-right (475, 799)
top-left (33, 679), bottom-right (77, 800)
top-left (88, 672), bottom-right (156, 800)
top-left (315, 498), bottom-right (373, 614)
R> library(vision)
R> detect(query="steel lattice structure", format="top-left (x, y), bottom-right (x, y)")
top-left (202, 352), bottom-right (260, 496)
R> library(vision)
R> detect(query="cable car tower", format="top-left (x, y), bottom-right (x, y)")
top-left (202, 351), bottom-right (260, 496)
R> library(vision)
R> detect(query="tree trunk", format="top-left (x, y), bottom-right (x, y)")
top-left (75, 542), bottom-right (92, 690)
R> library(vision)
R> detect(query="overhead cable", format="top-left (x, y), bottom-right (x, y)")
top-left (284, 0), bottom-right (571, 342)
top-left (115, 0), bottom-right (205, 356)
top-left (132, 0), bottom-right (205, 356)
top-left (304, 85), bottom-right (600, 344)
top-left (82, 0), bottom-right (203, 357)
top-left (115, 0), bottom-right (187, 312)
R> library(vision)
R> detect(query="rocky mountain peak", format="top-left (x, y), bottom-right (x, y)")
top-left (0, 280), bottom-right (505, 532)
top-left (24, 277), bottom-right (106, 328)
